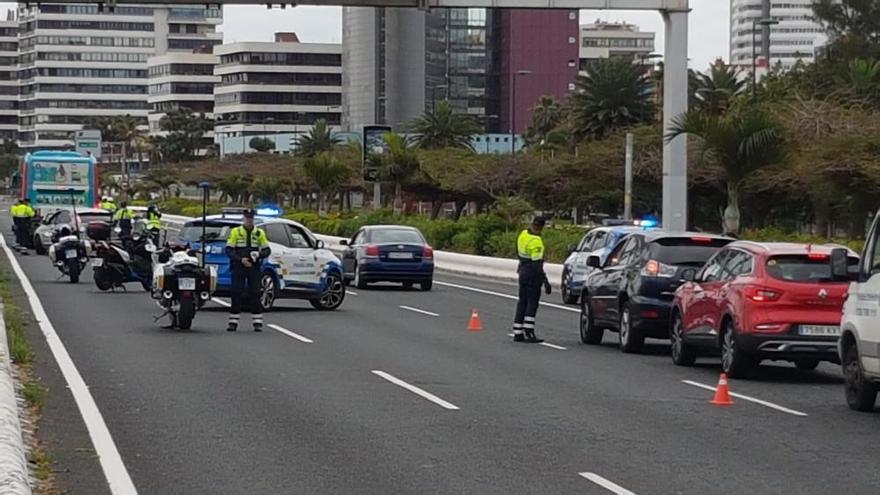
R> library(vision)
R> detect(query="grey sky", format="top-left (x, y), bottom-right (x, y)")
top-left (220, 1), bottom-right (730, 70)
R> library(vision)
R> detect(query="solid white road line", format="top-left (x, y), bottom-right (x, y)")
top-left (399, 305), bottom-right (439, 317)
top-left (681, 380), bottom-right (808, 417)
top-left (267, 324), bottom-right (314, 344)
top-left (371, 370), bottom-right (459, 410)
top-left (578, 472), bottom-right (637, 495)
top-left (435, 280), bottom-right (579, 313)
top-left (211, 297), bottom-right (231, 307)
top-left (346, 290), bottom-right (359, 296)
top-left (0, 234), bottom-right (139, 495)
top-left (540, 342), bottom-right (567, 350)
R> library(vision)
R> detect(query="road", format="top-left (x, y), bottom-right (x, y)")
top-left (3, 213), bottom-right (879, 494)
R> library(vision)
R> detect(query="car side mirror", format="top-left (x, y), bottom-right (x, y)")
top-left (586, 255), bottom-right (601, 269)
top-left (567, 244), bottom-right (577, 254)
top-left (830, 248), bottom-right (849, 281)
top-left (339, 239), bottom-right (348, 246)
top-left (316, 239), bottom-right (325, 249)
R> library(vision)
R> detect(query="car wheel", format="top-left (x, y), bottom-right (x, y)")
top-left (561, 268), bottom-right (577, 305)
top-left (721, 319), bottom-right (756, 379)
top-left (618, 301), bottom-right (644, 353)
top-left (33, 236), bottom-right (45, 255)
top-left (354, 264), bottom-right (367, 289)
top-left (311, 272), bottom-right (345, 311)
top-left (794, 359), bottom-right (820, 371)
top-left (403, 281), bottom-right (414, 290)
top-left (670, 311), bottom-right (697, 366)
top-left (420, 280), bottom-right (433, 291)
top-left (579, 295), bottom-right (603, 345)
top-left (259, 272), bottom-right (277, 312)
top-left (842, 342), bottom-right (878, 412)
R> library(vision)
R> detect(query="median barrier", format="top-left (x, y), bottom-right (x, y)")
top-left (0, 304), bottom-right (33, 495)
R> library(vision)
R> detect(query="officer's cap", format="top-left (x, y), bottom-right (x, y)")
top-left (242, 208), bottom-right (256, 218)
top-left (532, 216), bottom-right (547, 227)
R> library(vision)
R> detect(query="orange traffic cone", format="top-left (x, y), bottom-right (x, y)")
top-left (710, 373), bottom-right (734, 406)
top-left (467, 308), bottom-right (483, 332)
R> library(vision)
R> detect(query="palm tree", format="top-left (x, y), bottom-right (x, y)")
top-left (836, 58), bottom-right (880, 102)
top-left (370, 132), bottom-right (419, 215)
top-left (571, 58), bottom-right (653, 139)
top-left (524, 96), bottom-right (564, 146)
top-left (667, 107), bottom-right (786, 234)
top-left (216, 174), bottom-right (252, 204)
top-left (303, 152), bottom-right (352, 216)
top-left (143, 169), bottom-right (179, 200)
top-left (296, 120), bottom-right (341, 157)
top-left (408, 100), bottom-right (481, 150)
top-left (692, 63), bottom-right (746, 116)
top-left (251, 177), bottom-right (286, 204)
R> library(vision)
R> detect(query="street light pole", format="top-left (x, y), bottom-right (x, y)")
top-left (510, 69), bottom-right (532, 155)
top-left (430, 85), bottom-right (447, 114)
top-left (751, 17), bottom-right (779, 99)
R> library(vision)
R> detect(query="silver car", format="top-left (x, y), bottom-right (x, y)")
top-left (33, 208), bottom-right (111, 255)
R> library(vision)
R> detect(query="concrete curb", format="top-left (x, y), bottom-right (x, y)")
top-left (0, 303), bottom-right (33, 495)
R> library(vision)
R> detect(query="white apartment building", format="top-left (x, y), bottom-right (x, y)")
top-left (0, 18), bottom-right (17, 143)
top-left (579, 21), bottom-right (655, 71)
top-left (147, 52), bottom-right (218, 136)
top-left (213, 34), bottom-right (342, 139)
top-left (730, 0), bottom-right (828, 71)
top-left (17, 3), bottom-right (222, 150)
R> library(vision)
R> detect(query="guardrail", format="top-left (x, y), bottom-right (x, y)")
top-left (0, 304), bottom-right (33, 495)
top-left (160, 214), bottom-right (564, 286)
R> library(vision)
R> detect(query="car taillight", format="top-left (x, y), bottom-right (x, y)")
top-left (691, 236), bottom-right (713, 243)
top-left (365, 244), bottom-right (379, 257)
top-left (423, 245), bottom-right (434, 259)
top-left (807, 252), bottom-right (829, 260)
top-left (746, 287), bottom-right (783, 302)
top-left (640, 259), bottom-right (676, 278)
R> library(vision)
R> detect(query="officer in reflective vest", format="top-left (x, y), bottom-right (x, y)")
top-left (113, 202), bottom-right (135, 239)
top-left (100, 196), bottom-right (117, 214)
top-left (146, 204), bottom-right (162, 244)
top-left (10, 198), bottom-right (36, 249)
top-left (225, 209), bottom-right (270, 332)
top-left (513, 217), bottom-right (552, 343)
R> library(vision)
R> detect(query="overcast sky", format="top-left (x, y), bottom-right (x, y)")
top-left (220, 0), bottom-right (729, 70)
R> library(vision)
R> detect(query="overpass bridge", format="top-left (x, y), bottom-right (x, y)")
top-left (50, 0), bottom-right (692, 230)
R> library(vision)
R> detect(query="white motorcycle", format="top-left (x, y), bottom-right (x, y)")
top-left (152, 244), bottom-right (216, 330)
top-left (48, 228), bottom-right (89, 283)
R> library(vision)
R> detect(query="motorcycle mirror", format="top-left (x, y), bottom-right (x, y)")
top-left (145, 242), bottom-right (156, 253)
top-left (114, 226), bottom-right (122, 234)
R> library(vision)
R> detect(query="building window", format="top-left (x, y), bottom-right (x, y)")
top-left (568, 11), bottom-right (577, 20)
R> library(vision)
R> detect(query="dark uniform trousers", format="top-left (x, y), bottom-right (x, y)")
top-left (514, 276), bottom-right (542, 333)
top-left (231, 265), bottom-right (262, 315)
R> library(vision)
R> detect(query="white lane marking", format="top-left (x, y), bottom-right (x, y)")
top-left (399, 305), bottom-right (439, 317)
top-left (435, 280), bottom-right (579, 313)
top-left (267, 324), bottom-right (313, 344)
top-left (211, 297), bottom-right (231, 307)
top-left (579, 472), bottom-right (636, 495)
top-left (346, 290), bottom-right (358, 296)
top-left (0, 234), bottom-right (139, 494)
top-left (540, 342), bottom-right (567, 350)
top-left (371, 370), bottom-right (459, 410)
top-left (681, 380), bottom-right (808, 417)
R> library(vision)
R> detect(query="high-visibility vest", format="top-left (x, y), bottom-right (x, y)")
top-left (113, 208), bottom-right (134, 221)
top-left (11, 204), bottom-right (34, 218)
top-left (146, 210), bottom-right (162, 229)
top-left (226, 226), bottom-right (269, 249)
top-left (517, 229), bottom-right (545, 262)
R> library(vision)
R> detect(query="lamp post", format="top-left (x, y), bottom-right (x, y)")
top-left (751, 18), bottom-right (779, 99)
top-left (509, 69), bottom-right (532, 155)
top-left (429, 85), bottom-right (448, 114)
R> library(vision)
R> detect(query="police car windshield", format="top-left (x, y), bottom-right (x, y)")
top-left (179, 223), bottom-right (230, 243)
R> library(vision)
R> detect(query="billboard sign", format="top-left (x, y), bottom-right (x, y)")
top-left (362, 125), bottom-right (392, 182)
top-left (75, 129), bottom-right (102, 159)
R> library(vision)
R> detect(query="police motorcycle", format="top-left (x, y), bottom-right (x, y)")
top-left (151, 242), bottom-right (216, 330)
top-left (88, 218), bottom-right (156, 292)
top-left (46, 190), bottom-right (89, 283)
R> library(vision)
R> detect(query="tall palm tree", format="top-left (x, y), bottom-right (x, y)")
top-left (667, 107), bottom-right (786, 234)
top-left (571, 58), bottom-right (653, 139)
top-left (370, 132), bottom-right (419, 215)
top-left (296, 120), bottom-right (341, 157)
top-left (524, 96), bottom-right (564, 146)
top-left (408, 100), bottom-right (481, 150)
top-left (303, 152), bottom-right (352, 216)
top-left (216, 174), bottom-right (252, 204)
top-left (692, 63), bottom-right (746, 116)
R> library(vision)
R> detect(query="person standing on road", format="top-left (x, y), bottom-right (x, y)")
top-left (225, 209), bottom-right (270, 332)
top-left (146, 204), bottom-right (162, 245)
top-left (113, 201), bottom-right (135, 240)
top-left (10, 198), bottom-right (35, 249)
top-left (513, 216), bottom-right (552, 343)
top-left (100, 196), bottom-right (117, 214)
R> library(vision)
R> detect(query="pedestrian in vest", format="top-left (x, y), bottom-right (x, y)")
top-left (113, 201), bottom-right (135, 240)
top-left (146, 204), bottom-right (162, 245)
top-left (10, 198), bottom-right (35, 250)
top-left (513, 216), bottom-right (552, 343)
top-left (225, 209), bottom-right (270, 332)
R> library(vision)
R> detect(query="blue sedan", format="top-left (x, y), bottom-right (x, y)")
top-left (339, 225), bottom-right (434, 291)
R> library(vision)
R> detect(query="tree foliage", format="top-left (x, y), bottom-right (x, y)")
top-left (296, 119), bottom-right (341, 157)
top-left (155, 109), bottom-right (213, 163)
top-left (571, 58), bottom-right (654, 139)
top-left (409, 100), bottom-right (481, 150)
top-left (249, 137), bottom-right (276, 153)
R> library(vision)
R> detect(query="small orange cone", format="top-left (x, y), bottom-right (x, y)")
top-left (467, 308), bottom-right (483, 332)
top-left (710, 373), bottom-right (734, 406)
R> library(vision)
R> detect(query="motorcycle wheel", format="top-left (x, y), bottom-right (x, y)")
top-left (177, 295), bottom-right (195, 330)
top-left (94, 267), bottom-right (113, 291)
top-left (67, 259), bottom-right (81, 284)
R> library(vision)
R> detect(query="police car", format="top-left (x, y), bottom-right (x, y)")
top-left (179, 208), bottom-right (345, 311)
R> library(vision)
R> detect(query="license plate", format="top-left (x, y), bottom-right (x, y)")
top-left (91, 258), bottom-right (104, 267)
top-left (388, 252), bottom-right (413, 259)
top-left (178, 278), bottom-right (196, 290)
top-left (798, 325), bottom-right (840, 336)
top-left (65, 249), bottom-right (78, 259)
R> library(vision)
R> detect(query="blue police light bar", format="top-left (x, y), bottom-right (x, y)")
top-left (636, 219), bottom-right (660, 228)
top-left (255, 204), bottom-right (283, 217)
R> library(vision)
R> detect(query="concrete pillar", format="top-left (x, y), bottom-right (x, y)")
top-left (661, 10), bottom-right (688, 232)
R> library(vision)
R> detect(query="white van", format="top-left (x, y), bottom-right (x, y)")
top-left (836, 214), bottom-right (880, 412)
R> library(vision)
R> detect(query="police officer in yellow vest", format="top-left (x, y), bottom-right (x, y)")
top-left (10, 198), bottom-right (36, 249)
top-left (225, 209), bottom-right (270, 332)
top-left (100, 196), bottom-right (117, 214)
top-left (113, 201), bottom-right (135, 239)
top-left (513, 217), bottom-right (552, 343)
top-left (146, 204), bottom-right (162, 244)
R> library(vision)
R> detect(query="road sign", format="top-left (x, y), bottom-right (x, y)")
top-left (363, 125), bottom-right (391, 182)
top-left (75, 130), bottom-right (102, 159)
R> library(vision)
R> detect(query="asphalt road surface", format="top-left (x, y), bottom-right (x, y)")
top-left (3, 213), bottom-right (879, 494)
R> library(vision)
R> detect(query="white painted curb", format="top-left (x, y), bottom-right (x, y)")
top-left (0, 303), bottom-right (32, 495)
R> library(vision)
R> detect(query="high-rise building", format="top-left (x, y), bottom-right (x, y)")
top-left (730, 0), bottom-right (827, 71)
top-left (213, 35), bottom-right (342, 139)
top-left (578, 21), bottom-right (656, 70)
top-left (0, 17), bottom-right (18, 144)
top-left (146, 51), bottom-right (218, 147)
top-left (16, 3), bottom-right (222, 150)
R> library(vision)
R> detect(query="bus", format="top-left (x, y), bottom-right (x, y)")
top-left (20, 151), bottom-right (98, 212)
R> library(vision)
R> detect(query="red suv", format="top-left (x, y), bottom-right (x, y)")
top-left (671, 242), bottom-right (859, 378)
